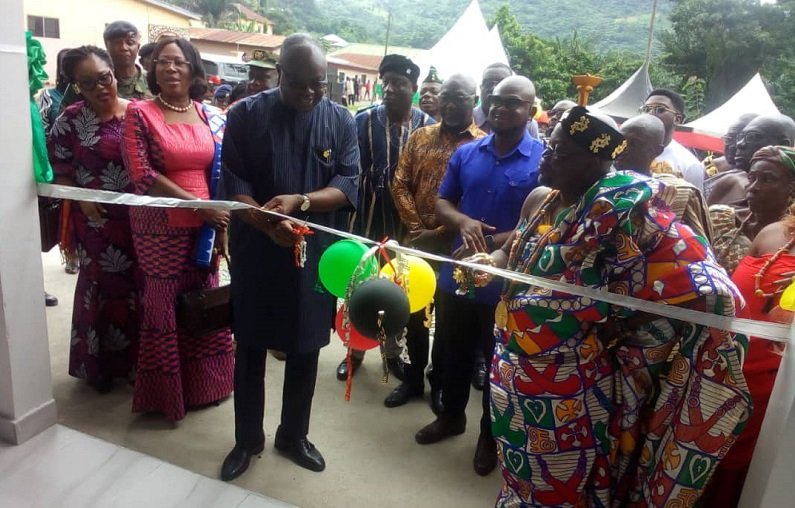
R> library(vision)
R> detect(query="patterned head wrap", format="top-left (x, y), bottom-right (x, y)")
top-left (750, 145), bottom-right (795, 177)
top-left (559, 106), bottom-right (627, 160)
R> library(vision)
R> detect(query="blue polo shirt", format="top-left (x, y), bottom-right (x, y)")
top-left (438, 131), bottom-right (543, 304)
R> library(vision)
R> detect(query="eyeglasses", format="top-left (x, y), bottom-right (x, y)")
top-left (488, 95), bottom-right (531, 109)
top-left (640, 104), bottom-right (678, 115)
top-left (75, 72), bottom-right (114, 92)
top-left (439, 93), bottom-right (475, 106)
top-left (736, 131), bottom-right (766, 145)
top-left (281, 70), bottom-right (328, 92)
top-left (154, 58), bottom-right (192, 69)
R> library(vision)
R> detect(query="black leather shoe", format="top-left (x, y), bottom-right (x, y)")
top-left (473, 432), bottom-right (498, 476)
top-left (384, 382), bottom-right (423, 408)
top-left (45, 292), bottom-right (58, 307)
top-left (92, 376), bottom-right (113, 394)
top-left (274, 434), bottom-right (325, 472)
top-left (336, 356), bottom-right (363, 381)
top-left (430, 387), bottom-right (444, 416)
top-left (220, 440), bottom-right (265, 481)
top-left (472, 358), bottom-right (487, 391)
top-left (415, 414), bottom-right (466, 445)
top-left (387, 357), bottom-right (406, 381)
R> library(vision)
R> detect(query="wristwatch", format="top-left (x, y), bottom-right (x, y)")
top-left (299, 194), bottom-right (311, 212)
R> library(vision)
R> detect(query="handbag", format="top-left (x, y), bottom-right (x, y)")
top-left (38, 197), bottom-right (61, 252)
top-left (176, 254), bottom-right (231, 336)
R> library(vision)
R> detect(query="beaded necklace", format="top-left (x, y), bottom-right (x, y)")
top-left (503, 190), bottom-right (562, 298)
top-left (157, 94), bottom-right (192, 112)
top-left (754, 236), bottom-right (795, 298)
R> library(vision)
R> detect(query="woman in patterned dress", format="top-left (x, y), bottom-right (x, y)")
top-left (47, 46), bottom-right (139, 393)
top-left (121, 38), bottom-right (233, 423)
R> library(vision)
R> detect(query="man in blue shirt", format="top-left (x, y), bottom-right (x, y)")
top-left (415, 76), bottom-right (543, 476)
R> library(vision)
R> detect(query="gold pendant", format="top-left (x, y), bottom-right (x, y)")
top-left (495, 300), bottom-right (508, 330)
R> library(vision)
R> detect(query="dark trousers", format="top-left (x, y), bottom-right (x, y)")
top-left (436, 291), bottom-right (496, 436)
top-left (234, 344), bottom-right (319, 449)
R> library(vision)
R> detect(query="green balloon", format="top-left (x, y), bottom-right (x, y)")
top-left (318, 240), bottom-right (378, 298)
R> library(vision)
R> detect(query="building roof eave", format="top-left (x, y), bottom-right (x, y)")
top-left (138, 0), bottom-right (202, 21)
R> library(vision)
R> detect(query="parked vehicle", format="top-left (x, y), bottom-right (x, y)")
top-left (201, 53), bottom-right (249, 90)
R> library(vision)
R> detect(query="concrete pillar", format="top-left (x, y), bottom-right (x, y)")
top-left (0, 0), bottom-right (57, 444)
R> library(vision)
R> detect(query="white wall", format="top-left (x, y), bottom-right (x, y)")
top-left (739, 323), bottom-right (795, 507)
top-left (0, 0), bottom-right (57, 444)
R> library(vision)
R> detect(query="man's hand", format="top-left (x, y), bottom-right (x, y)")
top-left (199, 208), bottom-right (231, 231)
top-left (78, 201), bottom-right (107, 221)
top-left (263, 194), bottom-right (303, 217)
top-left (459, 216), bottom-right (495, 253)
top-left (268, 219), bottom-right (299, 247)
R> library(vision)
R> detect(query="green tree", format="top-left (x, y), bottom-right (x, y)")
top-left (488, 6), bottom-right (648, 107)
top-left (185, 0), bottom-right (235, 27)
top-left (660, 0), bottom-right (790, 111)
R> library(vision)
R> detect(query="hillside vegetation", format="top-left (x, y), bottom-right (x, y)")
top-left (311, 0), bottom-right (668, 55)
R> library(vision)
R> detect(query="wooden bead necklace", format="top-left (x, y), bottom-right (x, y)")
top-left (754, 236), bottom-right (795, 298)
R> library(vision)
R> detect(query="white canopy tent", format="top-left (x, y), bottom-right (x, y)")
top-left (591, 62), bottom-right (653, 121)
top-left (684, 73), bottom-right (779, 136)
top-left (414, 0), bottom-right (509, 88)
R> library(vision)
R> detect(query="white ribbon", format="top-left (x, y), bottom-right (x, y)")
top-left (38, 183), bottom-right (791, 343)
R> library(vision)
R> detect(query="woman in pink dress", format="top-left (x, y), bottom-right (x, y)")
top-left (122, 37), bottom-right (233, 422)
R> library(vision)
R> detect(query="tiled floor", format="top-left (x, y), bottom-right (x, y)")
top-left (0, 425), bottom-right (294, 508)
top-left (28, 249), bottom-right (501, 508)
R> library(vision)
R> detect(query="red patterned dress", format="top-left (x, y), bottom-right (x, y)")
top-left (47, 101), bottom-right (139, 387)
top-left (122, 99), bottom-right (233, 422)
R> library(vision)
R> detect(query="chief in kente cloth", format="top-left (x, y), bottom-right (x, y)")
top-left (475, 106), bottom-right (751, 507)
top-left (219, 34), bottom-right (360, 481)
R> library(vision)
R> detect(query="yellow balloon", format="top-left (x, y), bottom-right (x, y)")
top-left (780, 281), bottom-right (795, 311)
top-left (380, 255), bottom-right (436, 313)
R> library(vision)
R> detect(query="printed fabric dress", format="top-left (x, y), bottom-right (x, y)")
top-left (122, 99), bottom-right (233, 422)
top-left (47, 100), bottom-right (140, 386)
top-left (490, 172), bottom-right (751, 507)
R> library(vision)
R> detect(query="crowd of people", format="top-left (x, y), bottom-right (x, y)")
top-left (36, 19), bottom-right (795, 508)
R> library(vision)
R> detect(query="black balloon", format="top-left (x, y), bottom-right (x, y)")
top-left (348, 278), bottom-right (410, 338)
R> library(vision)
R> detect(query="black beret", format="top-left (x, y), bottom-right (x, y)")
top-left (379, 54), bottom-right (420, 85)
top-left (103, 21), bottom-right (140, 41)
top-left (560, 106), bottom-right (627, 160)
